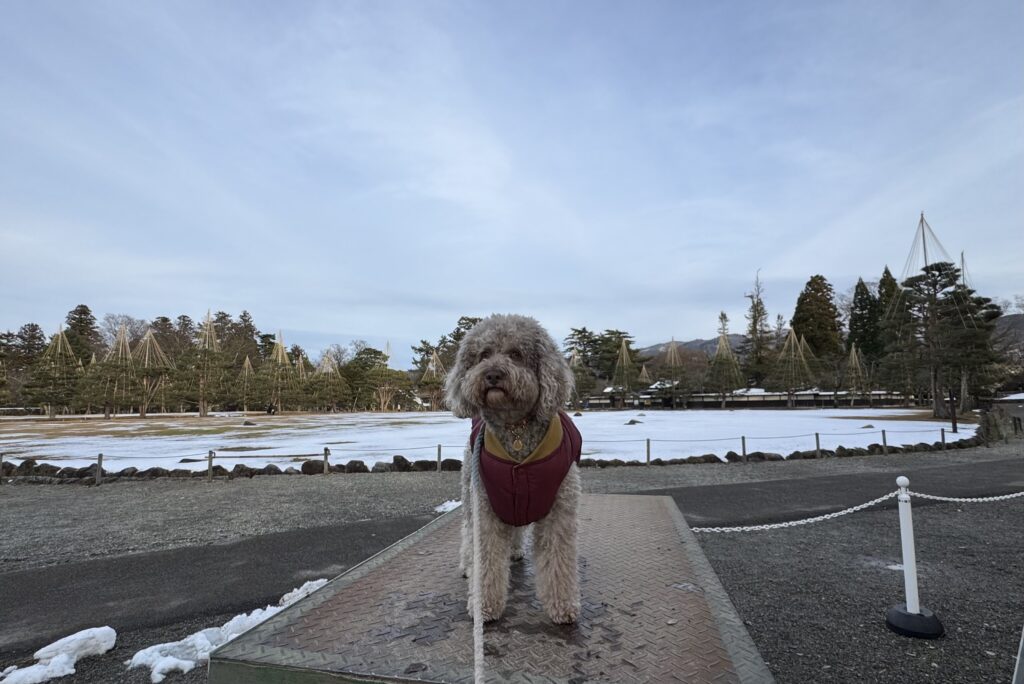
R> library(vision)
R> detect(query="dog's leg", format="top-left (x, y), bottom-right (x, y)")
top-left (466, 499), bottom-right (514, 622)
top-left (510, 525), bottom-right (526, 561)
top-left (459, 448), bottom-right (472, 577)
top-left (532, 464), bottom-right (581, 624)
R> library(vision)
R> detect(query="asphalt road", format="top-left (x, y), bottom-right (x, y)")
top-left (0, 515), bottom-right (432, 655)
top-left (648, 454), bottom-right (1024, 527)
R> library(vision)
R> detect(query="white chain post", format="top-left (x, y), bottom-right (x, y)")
top-left (885, 476), bottom-right (944, 638)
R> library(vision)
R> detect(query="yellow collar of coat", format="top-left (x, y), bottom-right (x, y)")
top-left (484, 414), bottom-right (563, 465)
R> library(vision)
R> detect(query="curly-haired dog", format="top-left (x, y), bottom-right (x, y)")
top-left (445, 314), bottom-right (582, 624)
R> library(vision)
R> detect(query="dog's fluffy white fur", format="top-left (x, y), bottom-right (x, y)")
top-left (445, 314), bottom-right (581, 624)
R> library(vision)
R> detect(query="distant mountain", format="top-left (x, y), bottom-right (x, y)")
top-left (639, 334), bottom-right (746, 360)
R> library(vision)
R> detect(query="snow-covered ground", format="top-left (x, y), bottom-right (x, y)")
top-left (0, 627), bottom-right (116, 684)
top-left (0, 409), bottom-right (972, 471)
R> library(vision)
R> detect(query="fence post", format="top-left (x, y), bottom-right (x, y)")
top-left (882, 430), bottom-right (888, 456)
top-left (207, 450), bottom-right (214, 481)
top-left (437, 444), bottom-right (442, 472)
top-left (815, 433), bottom-right (821, 459)
top-left (741, 436), bottom-right (747, 463)
top-left (941, 428), bottom-right (946, 450)
top-left (646, 438), bottom-right (651, 465)
top-left (322, 447), bottom-right (330, 474)
top-left (0, 453), bottom-right (4, 486)
top-left (95, 453), bottom-right (103, 486)
top-left (885, 476), bottom-right (944, 639)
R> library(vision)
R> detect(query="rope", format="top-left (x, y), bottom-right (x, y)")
top-left (909, 490), bottom-right (1024, 503)
top-left (469, 428), bottom-right (485, 683)
top-left (692, 491), bottom-right (899, 533)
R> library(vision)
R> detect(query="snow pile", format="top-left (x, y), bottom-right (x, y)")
top-left (434, 499), bottom-right (462, 513)
top-left (0, 627), bottom-right (116, 684)
top-left (998, 392), bottom-right (1024, 401)
top-left (126, 579), bottom-right (327, 683)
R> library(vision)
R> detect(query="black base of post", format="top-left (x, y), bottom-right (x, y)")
top-left (886, 604), bottom-right (944, 639)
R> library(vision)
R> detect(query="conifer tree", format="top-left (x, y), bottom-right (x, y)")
top-left (741, 274), bottom-right (773, 386)
top-left (64, 305), bottom-right (103, 364)
top-left (848, 278), bottom-right (883, 360)
top-left (26, 328), bottom-right (79, 418)
top-left (791, 275), bottom-right (843, 358)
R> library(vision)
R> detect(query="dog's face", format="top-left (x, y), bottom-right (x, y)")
top-left (445, 314), bottom-right (573, 421)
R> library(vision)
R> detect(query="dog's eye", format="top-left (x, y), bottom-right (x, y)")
top-left (507, 349), bottom-right (523, 362)
top-left (479, 349), bottom-right (492, 361)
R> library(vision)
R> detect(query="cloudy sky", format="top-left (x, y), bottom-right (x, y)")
top-left (1, 1), bottom-right (1021, 367)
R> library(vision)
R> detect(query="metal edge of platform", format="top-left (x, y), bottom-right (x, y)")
top-left (208, 508), bottom-right (462, 684)
top-left (662, 497), bottom-right (776, 684)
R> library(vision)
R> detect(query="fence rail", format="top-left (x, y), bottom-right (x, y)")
top-left (0, 425), bottom-right (986, 483)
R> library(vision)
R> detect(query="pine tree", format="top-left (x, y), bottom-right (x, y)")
top-left (26, 328), bottom-right (80, 418)
top-left (848, 279), bottom-right (883, 360)
top-left (791, 275), bottom-right (843, 358)
top-left (64, 305), bottom-right (103, 364)
top-left (741, 274), bottom-right (773, 387)
top-left (705, 332), bottom-right (743, 408)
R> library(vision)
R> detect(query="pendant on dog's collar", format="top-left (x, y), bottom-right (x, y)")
top-left (513, 438), bottom-right (524, 451)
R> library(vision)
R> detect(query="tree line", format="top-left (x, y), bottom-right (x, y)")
top-left (561, 262), bottom-right (1016, 417)
top-left (1, 263), bottom-right (1018, 418)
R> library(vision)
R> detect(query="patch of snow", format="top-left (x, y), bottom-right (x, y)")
top-left (996, 392), bottom-right (1024, 401)
top-left (886, 564), bottom-right (904, 571)
top-left (126, 579), bottom-right (327, 683)
top-left (434, 500), bottom-right (462, 514)
top-left (0, 627), bottom-right (116, 684)
top-left (1, 409), bottom-right (976, 470)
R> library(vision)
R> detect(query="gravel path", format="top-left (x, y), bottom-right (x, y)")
top-left (0, 440), bottom-right (1020, 683)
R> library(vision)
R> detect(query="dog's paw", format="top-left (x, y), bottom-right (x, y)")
top-left (546, 601), bottom-right (581, 625)
top-left (467, 598), bottom-right (506, 622)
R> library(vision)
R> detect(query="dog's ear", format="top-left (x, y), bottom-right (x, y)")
top-left (444, 337), bottom-right (476, 418)
top-left (536, 333), bottom-right (575, 417)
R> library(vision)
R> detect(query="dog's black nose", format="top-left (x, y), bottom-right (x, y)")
top-left (485, 369), bottom-right (505, 386)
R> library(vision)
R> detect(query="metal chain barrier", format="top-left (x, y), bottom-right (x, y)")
top-left (909, 490), bottom-right (1024, 503)
top-left (691, 491), bottom-right (899, 533)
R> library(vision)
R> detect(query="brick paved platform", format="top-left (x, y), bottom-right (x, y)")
top-left (208, 495), bottom-right (773, 683)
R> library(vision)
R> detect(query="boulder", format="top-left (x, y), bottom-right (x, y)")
top-left (867, 444), bottom-right (884, 455)
top-left (606, 458), bottom-right (626, 468)
top-left (1, 460), bottom-right (15, 476)
top-left (412, 460), bottom-right (436, 472)
top-left (683, 455), bottom-right (707, 464)
top-left (835, 446), bottom-right (849, 458)
top-left (371, 462), bottom-right (393, 473)
top-left (594, 460), bottom-right (611, 468)
top-left (573, 411), bottom-right (583, 417)
top-left (211, 465), bottom-right (229, 476)
top-left (57, 466), bottom-right (80, 478)
top-left (15, 459), bottom-right (38, 476)
top-left (284, 467), bottom-right (299, 474)
top-left (329, 464), bottom-right (345, 473)
top-left (666, 458), bottom-right (687, 465)
top-left (230, 464), bottom-right (256, 479)
top-left (392, 455), bottom-right (412, 472)
top-left (242, 420), bottom-right (257, 426)
top-left (34, 463), bottom-right (61, 477)
top-left (914, 442), bottom-right (932, 452)
top-left (169, 468), bottom-right (193, 478)
top-left (724, 451), bottom-right (742, 463)
top-left (139, 467), bottom-right (169, 478)
top-left (345, 460), bottom-right (370, 473)
top-left (763, 452), bottom-right (785, 461)
top-left (178, 457), bottom-right (204, 463)
top-left (624, 419), bottom-right (643, 425)
top-left (578, 458), bottom-right (597, 468)
top-left (77, 466), bottom-right (97, 478)
top-left (440, 458), bottom-right (462, 472)
top-left (745, 451), bottom-right (767, 463)
top-left (301, 460), bottom-right (325, 475)
top-left (260, 464), bottom-right (283, 476)
top-left (118, 467), bottom-right (139, 477)
top-left (649, 458), bottom-right (665, 466)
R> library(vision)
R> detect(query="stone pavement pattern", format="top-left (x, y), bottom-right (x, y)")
top-left (211, 494), bottom-right (760, 683)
